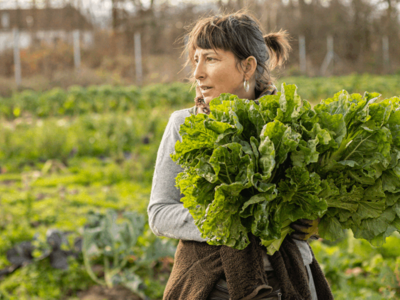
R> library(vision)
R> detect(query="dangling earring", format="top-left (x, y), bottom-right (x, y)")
top-left (243, 79), bottom-right (250, 93)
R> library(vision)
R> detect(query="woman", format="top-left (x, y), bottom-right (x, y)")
top-left (148, 11), bottom-right (333, 300)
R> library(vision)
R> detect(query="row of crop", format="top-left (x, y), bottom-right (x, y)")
top-left (281, 73), bottom-right (400, 101)
top-left (0, 82), bottom-right (196, 119)
top-left (0, 108), bottom-right (173, 178)
top-left (1, 74), bottom-right (400, 120)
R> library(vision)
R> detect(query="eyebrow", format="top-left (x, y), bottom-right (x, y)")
top-left (194, 51), bottom-right (219, 58)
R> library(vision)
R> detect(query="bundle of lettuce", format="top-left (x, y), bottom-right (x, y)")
top-left (170, 83), bottom-right (400, 254)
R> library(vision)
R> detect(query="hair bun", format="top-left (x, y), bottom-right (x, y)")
top-left (263, 29), bottom-right (291, 70)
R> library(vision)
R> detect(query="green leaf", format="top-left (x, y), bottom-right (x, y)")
top-left (352, 203), bottom-right (398, 242)
top-left (318, 112), bottom-right (346, 148)
top-left (200, 183), bottom-right (249, 249)
top-left (258, 135), bottom-right (276, 180)
top-left (382, 168), bottom-right (400, 193)
top-left (251, 198), bottom-right (283, 240)
top-left (248, 102), bottom-right (266, 137)
top-left (387, 104), bottom-right (400, 147)
top-left (319, 215), bottom-right (346, 241)
top-left (339, 127), bottom-right (392, 170)
top-left (299, 122), bottom-right (334, 154)
top-left (278, 167), bottom-right (327, 221)
top-left (239, 187), bottom-right (277, 218)
top-left (209, 143), bottom-right (251, 186)
top-left (291, 139), bottom-right (319, 167)
top-left (275, 83), bottom-right (303, 123)
top-left (262, 220), bottom-right (294, 255)
top-left (171, 113), bottom-right (217, 166)
top-left (260, 120), bottom-right (301, 166)
top-left (195, 155), bottom-right (218, 183)
top-left (176, 170), bottom-right (216, 223)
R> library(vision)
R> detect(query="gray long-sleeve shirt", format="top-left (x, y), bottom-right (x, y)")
top-left (147, 106), bottom-right (313, 270)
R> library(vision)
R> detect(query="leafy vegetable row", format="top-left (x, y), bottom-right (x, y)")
top-left (0, 83), bottom-right (195, 119)
top-left (2, 74), bottom-right (400, 120)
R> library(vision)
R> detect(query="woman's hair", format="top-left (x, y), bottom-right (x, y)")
top-left (182, 11), bottom-right (291, 92)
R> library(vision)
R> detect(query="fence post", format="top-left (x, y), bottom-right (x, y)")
top-left (134, 32), bottom-right (143, 85)
top-left (299, 35), bottom-right (306, 74)
top-left (13, 28), bottom-right (21, 87)
top-left (382, 36), bottom-right (389, 71)
top-left (73, 29), bottom-right (81, 71)
top-left (320, 35), bottom-right (334, 75)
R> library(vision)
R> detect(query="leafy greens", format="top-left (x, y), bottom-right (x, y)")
top-left (171, 83), bottom-right (400, 253)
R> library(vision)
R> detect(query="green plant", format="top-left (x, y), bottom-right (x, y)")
top-left (311, 231), bottom-right (400, 299)
top-left (82, 210), bottom-right (175, 298)
top-left (0, 82), bottom-right (196, 119)
top-left (171, 83), bottom-right (400, 253)
top-left (0, 257), bottom-right (92, 300)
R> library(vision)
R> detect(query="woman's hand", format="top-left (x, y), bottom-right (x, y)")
top-left (289, 218), bottom-right (320, 241)
top-left (194, 85), bottom-right (210, 115)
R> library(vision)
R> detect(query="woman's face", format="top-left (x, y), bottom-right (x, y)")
top-left (193, 47), bottom-right (256, 104)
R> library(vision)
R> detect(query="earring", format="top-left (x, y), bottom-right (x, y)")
top-left (243, 79), bottom-right (250, 93)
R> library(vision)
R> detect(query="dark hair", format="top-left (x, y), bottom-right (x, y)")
top-left (183, 11), bottom-right (291, 92)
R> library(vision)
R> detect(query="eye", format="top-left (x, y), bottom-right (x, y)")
top-left (206, 57), bottom-right (216, 62)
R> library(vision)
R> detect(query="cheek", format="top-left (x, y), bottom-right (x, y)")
top-left (213, 68), bottom-right (242, 94)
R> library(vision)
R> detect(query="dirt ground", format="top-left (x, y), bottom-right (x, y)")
top-left (77, 285), bottom-right (142, 300)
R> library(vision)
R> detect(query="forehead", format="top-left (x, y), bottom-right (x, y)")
top-left (194, 47), bottom-right (218, 57)
top-left (193, 47), bottom-right (233, 58)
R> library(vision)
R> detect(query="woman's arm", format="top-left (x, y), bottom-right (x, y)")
top-left (147, 110), bottom-right (207, 242)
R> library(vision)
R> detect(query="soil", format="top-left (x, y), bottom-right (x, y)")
top-left (0, 180), bottom-right (17, 186)
top-left (77, 285), bottom-right (143, 300)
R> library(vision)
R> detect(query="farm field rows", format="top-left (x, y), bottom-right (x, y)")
top-left (1, 74), bottom-right (400, 299)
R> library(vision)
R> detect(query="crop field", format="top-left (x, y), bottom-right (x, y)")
top-left (1, 74), bottom-right (400, 300)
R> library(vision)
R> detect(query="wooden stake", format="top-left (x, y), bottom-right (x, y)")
top-left (134, 32), bottom-right (143, 85)
top-left (13, 28), bottom-right (21, 87)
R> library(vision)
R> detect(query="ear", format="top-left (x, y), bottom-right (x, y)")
top-left (242, 56), bottom-right (257, 80)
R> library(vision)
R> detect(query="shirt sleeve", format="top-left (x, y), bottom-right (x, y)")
top-left (147, 110), bottom-right (207, 242)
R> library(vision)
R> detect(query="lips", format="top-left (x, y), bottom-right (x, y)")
top-left (200, 86), bottom-right (213, 93)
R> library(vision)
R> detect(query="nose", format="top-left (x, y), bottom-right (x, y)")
top-left (194, 60), bottom-right (205, 81)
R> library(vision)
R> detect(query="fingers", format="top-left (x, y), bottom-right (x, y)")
top-left (292, 218), bottom-right (321, 228)
top-left (308, 234), bottom-right (320, 241)
top-left (290, 222), bottom-right (310, 232)
top-left (290, 232), bottom-right (308, 241)
top-left (296, 219), bottom-right (313, 226)
top-left (290, 218), bottom-right (321, 241)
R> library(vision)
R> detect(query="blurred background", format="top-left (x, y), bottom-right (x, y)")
top-left (0, 0), bottom-right (399, 95)
top-left (0, 0), bottom-right (400, 300)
